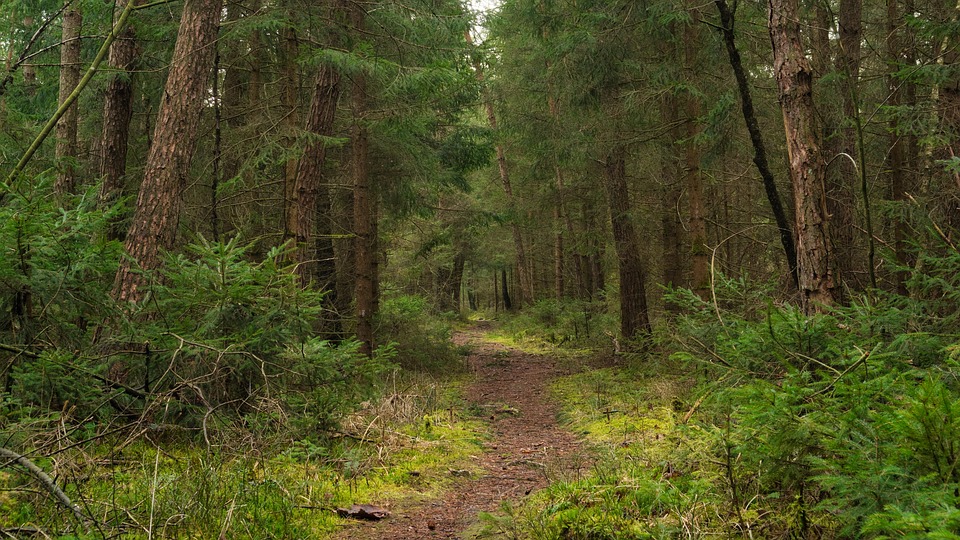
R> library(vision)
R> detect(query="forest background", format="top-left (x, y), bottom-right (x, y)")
top-left (2, 0), bottom-right (960, 536)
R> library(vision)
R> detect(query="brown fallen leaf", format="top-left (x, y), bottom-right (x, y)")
top-left (336, 504), bottom-right (391, 521)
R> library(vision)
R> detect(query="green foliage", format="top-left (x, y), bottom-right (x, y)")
top-left (377, 293), bottom-right (463, 372)
top-left (664, 260), bottom-right (960, 538)
top-left (498, 298), bottom-right (615, 350)
top-left (106, 236), bottom-right (393, 429)
top-left (281, 338), bottom-right (393, 431)
top-left (0, 181), bottom-right (120, 416)
top-left (495, 248), bottom-right (960, 540)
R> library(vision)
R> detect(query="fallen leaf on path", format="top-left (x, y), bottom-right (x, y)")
top-left (336, 504), bottom-right (390, 520)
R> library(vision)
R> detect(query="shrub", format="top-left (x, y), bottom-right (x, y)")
top-left (376, 293), bottom-right (463, 372)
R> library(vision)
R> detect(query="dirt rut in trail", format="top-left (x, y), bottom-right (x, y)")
top-left (334, 325), bottom-right (590, 539)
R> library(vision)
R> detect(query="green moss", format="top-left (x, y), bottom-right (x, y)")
top-left (0, 382), bottom-right (488, 539)
top-left (472, 364), bottom-right (729, 540)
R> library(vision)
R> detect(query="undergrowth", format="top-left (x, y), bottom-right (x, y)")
top-left (480, 242), bottom-right (960, 539)
top-left (0, 227), bottom-right (484, 538)
top-left (0, 372), bottom-right (487, 538)
top-left (493, 299), bottom-right (616, 353)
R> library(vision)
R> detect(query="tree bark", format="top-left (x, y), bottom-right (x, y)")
top-left (823, 0), bottom-right (862, 293)
top-left (281, 23), bottom-right (300, 243)
top-left (768, 0), bottom-right (837, 313)
top-left (888, 0), bottom-right (917, 294)
top-left (54, 5), bottom-right (81, 197)
top-left (295, 2), bottom-right (346, 332)
top-left (112, 0), bottom-right (223, 305)
top-left (98, 1), bottom-right (139, 241)
top-left (352, 2), bottom-right (376, 356)
top-left (215, 0), bottom-right (248, 239)
top-left (292, 61), bottom-right (341, 285)
top-left (22, 16), bottom-right (36, 94)
top-left (660, 93), bottom-right (684, 294)
top-left (546, 92), bottom-right (566, 300)
top-left (684, 7), bottom-right (709, 300)
top-left (501, 267), bottom-right (512, 310)
top-left (715, 0), bottom-right (799, 290)
top-left (603, 147), bottom-right (651, 340)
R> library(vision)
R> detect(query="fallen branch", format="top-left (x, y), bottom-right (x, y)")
top-left (681, 395), bottom-right (706, 424)
top-left (0, 447), bottom-right (85, 521)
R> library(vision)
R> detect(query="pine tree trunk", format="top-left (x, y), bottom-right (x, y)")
top-left (292, 61), bottom-right (341, 285)
top-left (547, 93), bottom-right (566, 300)
top-left (888, 0), bottom-right (917, 294)
top-left (296, 1), bottom-right (345, 331)
top-left (336, 186), bottom-right (355, 317)
top-left (553, 176), bottom-right (565, 300)
top-left (281, 23), bottom-right (300, 243)
top-left (112, 0), bottom-right (223, 305)
top-left (660, 94), bottom-right (684, 294)
top-left (586, 201), bottom-right (605, 299)
top-left (21, 16), bottom-right (35, 94)
top-left (823, 0), bottom-right (862, 293)
top-left (247, 0), bottom-right (263, 110)
top-left (769, 0), bottom-right (837, 313)
top-left (603, 147), bottom-right (651, 340)
top-left (501, 268), bottom-right (512, 310)
top-left (55, 6), bottom-right (81, 197)
top-left (351, 2), bottom-right (376, 356)
top-left (98, 2), bottom-right (139, 241)
top-left (217, 0), bottom-right (247, 239)
top-left (684, 8), bottom-right (709, 300)
top-left (451, 252), bottom-right (465, 311)
top-left (715, 0), bottom-right (799, 290)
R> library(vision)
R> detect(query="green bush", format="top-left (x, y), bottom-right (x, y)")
top-left (663, 257), bottom-right (960, 538)
top-left (500, 298), bottom-right (613, 349)
top-left (376, 293), bottom-right (463, 372)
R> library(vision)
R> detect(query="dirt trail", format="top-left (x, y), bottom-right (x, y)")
top-left (335, 324), bottom-right (590, 539)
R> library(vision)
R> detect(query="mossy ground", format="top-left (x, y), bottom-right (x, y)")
top-left (476, 363), bottom-right (731, 540)
top-left (0, 377), bottom-right (489, 539)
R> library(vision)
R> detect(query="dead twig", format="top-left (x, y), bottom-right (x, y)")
top-left (0, 447), bottom-right (86, 522)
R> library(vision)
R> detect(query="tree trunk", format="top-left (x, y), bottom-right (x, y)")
top-left (684, 8), bottom-right (709, 300)
top-left (660, 93), bottom-right (684, 294)
top-left (501, 268), bottom-right (512, 310)
top-left (247, 0), bottom-right (263, 111)
top-left (603, 147), bottom-right (651, 340)
top-left (22, 16), bottom-right (35, 94)
top-left (281, 23), bottom-right (300, 243)
top-left (553, 173), bottom-right (565, 300)
top-left (112, 0), bottom-right (223, 305)
top-left (336, 184), bottom-right (355, 319)
top-left (351, 3), bottom-right (376, 356)
top-left (55, 5), bottom-right (81, 197)
top-left (586, 200), bottom-right (605, 299)
top-left (98, 1), bottom-right (139, 241)
top-left (298, 1), bottom-right (346, 337)
top-left (292, 61), bottom-right (341, 285)
top-left (216, 0), bottom-right (248, 239)
top-left (768, 0), bottom-right (837, 313)
top-left (888, 0), bottom-right (917, 294)
top-left (823, 0), bottom-right (862, 293)
top-left (546, 92), bottom-right (566, 300)
top-left (715, 0), bottom-right (799, 290)
top-left (450, 250), bottom-right (467, 313)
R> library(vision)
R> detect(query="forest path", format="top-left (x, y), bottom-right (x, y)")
top-left (334, 323), bottom-right (591, 539)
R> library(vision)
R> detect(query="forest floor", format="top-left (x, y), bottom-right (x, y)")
top-left (333, 323), bottom-right (592, 539)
